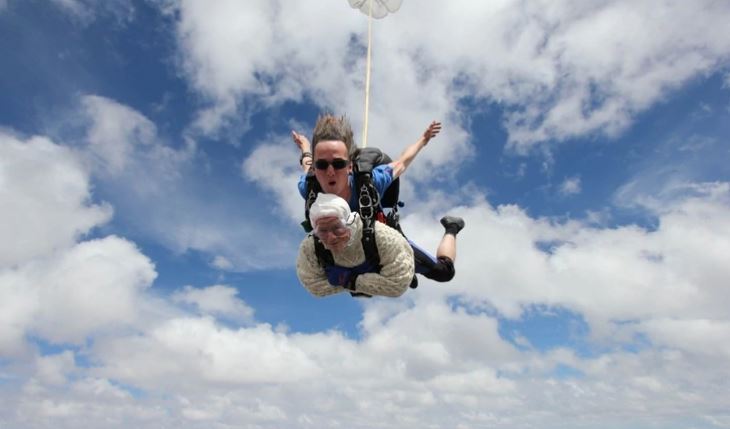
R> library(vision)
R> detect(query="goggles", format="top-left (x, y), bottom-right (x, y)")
top-left (313, 219), bottom-right (350, 238)
top-left (314, 158), bottom-right (349, 170)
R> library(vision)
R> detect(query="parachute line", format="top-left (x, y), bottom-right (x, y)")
top-left (361, 0), bottom-right (373, 148)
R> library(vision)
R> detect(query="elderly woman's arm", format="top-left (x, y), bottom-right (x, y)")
top-left (354, 224), bottom-right (415, 297)
top-left (296, 237), bottom-right (345, 297)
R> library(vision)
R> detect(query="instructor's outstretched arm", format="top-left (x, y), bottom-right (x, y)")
top-left (390, 121), bottom-right (442, 179)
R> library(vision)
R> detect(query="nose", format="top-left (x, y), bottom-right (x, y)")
top-left (326, 165), bottom-right (336, 175)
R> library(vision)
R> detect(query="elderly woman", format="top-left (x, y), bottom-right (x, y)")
top-left (296, 193), bottom-right (415, 298)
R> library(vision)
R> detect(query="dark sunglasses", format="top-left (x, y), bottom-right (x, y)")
top-left (314, 158), bottom-right (349, 170)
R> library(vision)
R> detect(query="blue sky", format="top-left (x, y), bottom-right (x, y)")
top-left (2, 0), bottom-right (730, 428)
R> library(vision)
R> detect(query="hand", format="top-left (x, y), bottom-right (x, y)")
top-left (292, 131), bottom-right (311, 153)
top-left (423, 121), bottom-right (442, 144)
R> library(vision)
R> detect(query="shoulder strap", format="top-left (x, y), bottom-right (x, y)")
top-left (302, 172), bottom-right (321, 232)
top-left (313, 236), bottom-right (334, 268)
top-left (360, 219), bottom-right (381, 274)
top-left (353, 147), bottom-right (400, 209)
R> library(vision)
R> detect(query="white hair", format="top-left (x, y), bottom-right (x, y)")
top-left (310, 193), bottom-right (355, 225)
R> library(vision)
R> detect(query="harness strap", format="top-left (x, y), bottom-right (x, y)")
top-left (302, 174), bottom-right (320, 232)
top-left (313, 236), bottom-right (334, 268)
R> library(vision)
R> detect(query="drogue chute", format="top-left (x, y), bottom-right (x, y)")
top-left (348, 0), bottom-right (402, 20)
top-left (347, 0), bottom-right (403, 147)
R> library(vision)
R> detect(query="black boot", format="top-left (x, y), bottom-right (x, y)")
top-left (440, 216), bottom-right (465, 236)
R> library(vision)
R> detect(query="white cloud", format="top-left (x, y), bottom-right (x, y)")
top-left (411, 182), bottom-right (730, 343)
top-left (92, 317), bottom-right (325, 390)
top-left (559, 176), bottom-right (582, 196)
top-left (639, 319), bottom-right (730, 359)
top-left (171, 285), bottom-right (255, 323)
top-left (79, 94), bottom-right (296, 271)
top-left (242, 137), bottom-right (308, 222)
top-left (0, 131), bottom-right (157, 356)
top-left (35, 351), bottom-right (76, 386)
top-left (82, 95), bottom-right (158, 175)
top-left (29, 236), bottom-right (156, 344)
top-left (0, 131), bottom-right (112, 269)
top-left (167, 0), bottom-right (730, 154)
top-left (81, 95), bottom-right (195, 186)
top-left (17, 182), bottom-right (717, 427)
top-left (4, 276), bottom-right (729, 428)
top-left (0, 235), bottom-right (156, 354)
top-left (170, 0), bottom-right (473, 179)
top-left (210, 255), bottom-right (233, 270)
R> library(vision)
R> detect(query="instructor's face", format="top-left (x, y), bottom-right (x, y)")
top-left (313, 140), bottom-right (351, 199)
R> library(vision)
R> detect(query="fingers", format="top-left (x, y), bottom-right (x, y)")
top-left (428, 121), bottom-right (442, 138)
top-left (292, 131), bottom-right (307, 149)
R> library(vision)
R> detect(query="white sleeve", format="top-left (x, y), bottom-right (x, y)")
top-left (296, 237), bottom-right (346, 297)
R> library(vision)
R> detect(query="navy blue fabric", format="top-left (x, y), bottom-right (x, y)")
top-left (324, 259), bottom-right (380, 287)
top-left (408, 239), bottom-right (455, 282)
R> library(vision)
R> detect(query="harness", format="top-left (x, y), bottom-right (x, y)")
top-left (303, 148), bottom-right (417, 295)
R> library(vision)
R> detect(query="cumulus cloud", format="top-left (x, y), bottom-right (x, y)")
top-left (167, 0), bottom-right (730, 155)
top-left (169, 0), bottom-right (472, 179)
top-left (242, 137), bottom-right (307, 222)
top-left (0, 132), bottom-right (112, 268)
top-left (403, 182), bottom-right (730, 345)
top-left (0, 132), bottom-right (155, 356)
top-left (171, 285), bottom-right (255, 323)
top-left (80, 95), bottom-right (195, 185)
top-left (78, 94), bottom-right (296, 271)
top-left (28, 236), bottom-right (156, 345)
top-left (2, 179), bottom-right (719, 428)
top-left (5, 223), bottom-right (730, 428)
top-left (81, 95), bottom-right (158, 175)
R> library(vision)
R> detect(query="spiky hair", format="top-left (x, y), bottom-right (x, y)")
top-left (311, 114), bottom-right (357, 157)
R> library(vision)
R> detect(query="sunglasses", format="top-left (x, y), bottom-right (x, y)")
top-left (314, 158), bottom-right (349, 170)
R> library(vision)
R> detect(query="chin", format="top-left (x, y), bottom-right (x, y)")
top-left (327, 185), bottom-right (344, 195)
top-left (325, 242), bottom-right (347, 252)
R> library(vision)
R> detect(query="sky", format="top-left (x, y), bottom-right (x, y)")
top-left (1, 0), bottom-right (730, 428)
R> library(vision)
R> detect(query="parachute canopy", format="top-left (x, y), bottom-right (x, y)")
top-left (348, 0), bottom-right (403, 19)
